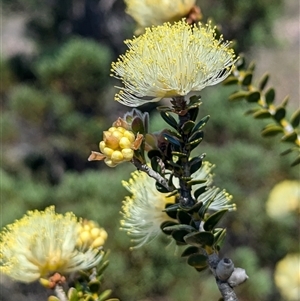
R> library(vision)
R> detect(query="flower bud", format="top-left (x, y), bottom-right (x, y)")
top-left (227, 267), bottom-right (249, 287)
top-left (122, 148), bottom-right (134, 161)
top-left (119, 137), bottom-right (132, 149)
top-left (39, 277), bottom-right (51, 288)
top-left (216, 258), bottom-right (235, 281)
top-left (111, 150), bottom-right (124, 162)
top-left (77, 220), bottom-right (108, 250)
top-left (89, 121), bottom-right (143, 167)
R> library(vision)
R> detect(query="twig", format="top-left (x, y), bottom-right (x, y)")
top-left (132, 157), bottom-right (173, 191)
top-left (207, 253), bottom-right (239, 301)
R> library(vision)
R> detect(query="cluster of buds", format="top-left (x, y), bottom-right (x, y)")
top-left (216, 258), bottom-right (249, 287)
top-left (88, 118), bottom-right (143, 167)
top-left (77, 219), bottom-right (108, 250)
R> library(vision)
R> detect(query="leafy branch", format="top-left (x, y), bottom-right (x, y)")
top-left (224, 56), bottom-right (300, 166)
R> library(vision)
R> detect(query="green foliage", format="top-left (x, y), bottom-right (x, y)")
top-left (225, 57), bottom-right (300, 166)
top-left (2, 36), bottom-right (115, 180)
top-left (199, 0), bottom-right (282, 50)
top-left (36, 38), bottom-right (111, 95)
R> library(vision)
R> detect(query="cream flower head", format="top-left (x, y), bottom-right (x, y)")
top-left (274, 253), bottom-right (300, 301)
top-left (0, 206), bottom-right (103, 282)
top-left (266, 180), bottom-right (300, 219)
top-left (120, 162), bottom-right (235, 248)
top-left (125, 0), bottom-right (196, 34)
top-left (121, 170), bottom-right (176, 248)
top-left (111, 20), bottom-right (236, 107)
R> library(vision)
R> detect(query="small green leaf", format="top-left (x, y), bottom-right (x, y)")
top-left (189, 157), bottom-right (203, 174)
top-left (166, 160), bottom-right (181, 169)
top-left (89, 280), bottom-right (101, 293)
top-left (188, 107), bottom-right (200, 122)
top-left (187, 253), bottom-right (208, 269)
top-left (195, 266), bottom-right (209, 272)
top-left (163, 224), bottom-right (196, 233)
top-left (187, 180), bottom-right (207, 188)
top-left (147, 149), bottom-right (162, 159)
top-left (171, 151), bottom-right (187, 158)
top-left (187, 138), bottom-right (203, 150)
top-left (265, 87), bottom-right (275, 104)
top-left (161, 221), bottom-right (179, 234)
top-left (84, 296), bottom-right (95, 301)
top-left (160, 111), bottom-right (178, 130)
top-left (274, 107), bottom-right (286, 122)
top-left (222, 76), bottom-right (239, 85)
top-left (204, 209), bottom-right (228, 231)
top-left (261, 125), bottom-right (283, 137)
top-left (177, 210), bottom-right (192, 225)
top-left (131, 116), bottom-right (144, 134)
top-left (242, 72), bottom-right (253, 86)
top-left (214, 229), bottom-right (227, 247)
top-left (181, 120), bottom-right (195, 134)
top-left (163, 133), bottom-right (182, 147)
top-left (258, 73), bottom-right (269, 90)
top-left (194, 186), bottom-right (207, 200)
top-left (192, 115), bottom-right (210, 134)
top-left (290, 109), bottom-right (300, 127)
top-left (247, 61), bottom-right (256, 71)
top-left (188, 130), bottom-right (204, 143)
top-left (252, 109), bottom-right (271, 119)
top-left (291, 155), bottom-right (300, 167)
top-left (98, 289), bottom-right (112, 301)
top-left (244, 108), bottom-right (259, 115)
top-left (228, 91), bottom-right (249, 102)
top-left (48, 297), bottom-right (60, 301)
top-left (172, 229), bottom-right (189, 243)
top-left (181, 246), bottom-right (199, 257)
top-left (280, 148), bottom-right (294, 156)
top-left (156, 106), bottom-right (173, 112)
top-left (236, 56), bottom-right (246, 70)
top-left (184, 201), bottom-right (203, 214)
top-left (246, 91), bottom-right (261, 103)
top-left (281, 132), bottom-right (297, 142)
top-left (163, 203), bottom-right (180, 212)
top-left (188, 95), bottom-right (202, 107)
top-left (184, 231), bottom-right (215, 247)
top-left (67, 288), bottom-right (78, 301)
top-left (97, 260), bottom-right (109, 275)
top-left (280, 95), bottom-right (289, 107)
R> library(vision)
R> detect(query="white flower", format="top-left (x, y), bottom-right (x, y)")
top-left (0, 206), bottom-right (103, 282)
top-left (121, 171), bottom-right (176, 248)
top-left (111, 21), bottom-right (236, 107)
top-left (266, 180), bottom-right (300, 219)
top-left (125, 0), bottom-right (196, 33)
top-left (120, 161), bottom-right (235, 248)
top-left (182, 161), bottom-right (235, 212)
top-left (274, 253), bottom-right (300, 301)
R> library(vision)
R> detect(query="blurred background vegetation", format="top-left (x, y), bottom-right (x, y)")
top-left (1, 0), bottom-right (299, 300)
